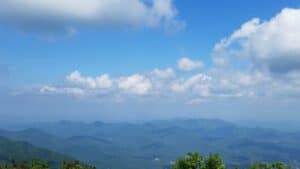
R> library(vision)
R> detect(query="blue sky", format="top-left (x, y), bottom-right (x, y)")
top-left (1, 0), bottom-right (300, 123)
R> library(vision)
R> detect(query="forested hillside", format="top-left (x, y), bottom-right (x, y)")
top-left (0, 136), bottom-right (72, 168)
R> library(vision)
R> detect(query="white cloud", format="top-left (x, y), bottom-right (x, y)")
top-left (171, 73), bottom-right (211, 96)
top-left (147, 68), bottom-right (176, 95)
top-left (170, 70), bottom-right (269, 99)
top-left (35, 8), bottom-right (300, 102)
top-left (40, 85), bottom-right (85, 96)
top-left (66, 70), bottom-right (112, 89)
top-left (37, 67), bottom-right (300, 102)
top-left (213, 8), bottom-right (300, 73)
top-left (151, 68), bottom-right (175, 79)
top-left (0, 0), bottom-right (183, 35)
top-left (40, 86), bottom-right (57, 94)
top-left (177, 57), bottom-right (204, 71)
top-left (118, 74), bottom-right (152, 95)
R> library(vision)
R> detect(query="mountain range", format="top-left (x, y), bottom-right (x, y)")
top-left (1, 119), bottom-right (300, 169)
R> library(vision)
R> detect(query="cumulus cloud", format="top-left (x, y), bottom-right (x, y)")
top-left (66, 70), bottom-right (112, 89)
top-left (177, 57), bottom-right (204, 71)
top-left (118, 74), bottom-right (152, 95)
top-left (151, 68), bottom-right (175, 79)
top-left (213, 8), bottom-right (300, 74)
top-left (35, 8), bottom-right (300, 103)
top-left (0, 0), bottom-right (183, 35)
top-left (171, 73), bottom-right (211, 95)
top-left (37, 68), bottom-right (300, 103)
top-left (169, 69), bottom-right (274, 99)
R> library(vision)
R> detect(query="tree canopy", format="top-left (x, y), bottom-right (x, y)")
top-left (172, 152), bottom-right (290, 169)
top-left (0, 160), bottom-right (95, 169)
top-left (0, 152), bottom-right (291, 169)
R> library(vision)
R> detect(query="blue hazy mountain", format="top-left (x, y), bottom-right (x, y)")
top-left (1, 119), bottom-right (300, 169)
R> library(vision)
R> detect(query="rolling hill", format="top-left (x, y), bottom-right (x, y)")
top-left (0, 136), bottom-right (72, 168)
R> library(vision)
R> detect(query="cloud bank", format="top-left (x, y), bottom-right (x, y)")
top-left (32, 8), bottom-right (300, 104)
top-left (0, 0), bottom-right (183, 35)
top-left (3, 8), bottom-right (297, 107)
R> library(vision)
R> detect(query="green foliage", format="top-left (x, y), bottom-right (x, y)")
top-left (31, 159), bottom-right (49, 169)
top-left (204, 154), bottom-right (226, 169)
top-left (249, 162), bottom-right (290, 169)
top-left (0, 160), bottom-right (96, 169)
top-left (61, 160), bottom-right (96, 169)
top-left (172, 152), bottom-right (290, 169)
top-left (172, 152), bottom-right (204, 169)
top-left (0, 159), bottom-right (49, 169)
top-left (0, 153), bottom-right (293, 169)
top-left (172, 152), bottom-right (226, 169)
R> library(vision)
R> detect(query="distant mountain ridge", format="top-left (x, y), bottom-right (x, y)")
top-left (1, 119), bottom-right (300, 169)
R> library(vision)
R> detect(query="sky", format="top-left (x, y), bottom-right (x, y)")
top-left (1, 0), bottom-right (300, 124)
